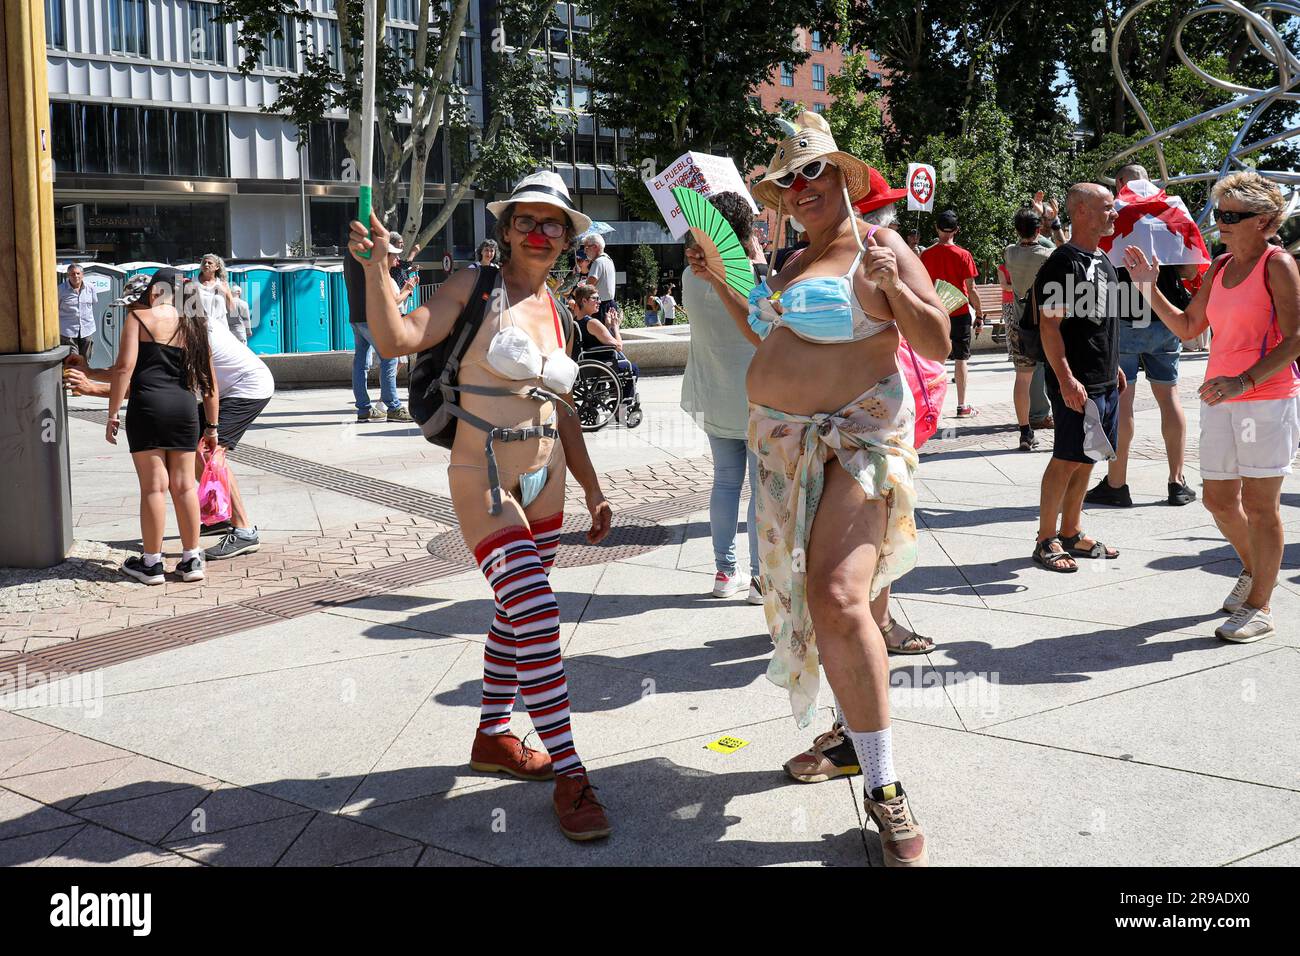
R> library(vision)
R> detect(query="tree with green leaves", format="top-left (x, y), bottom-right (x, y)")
top-left (627, 244), bottom-right (659, 305)
top-left (221, 0), bottom-right (565, 252)
top-left (584, 0), bottom-right (837, 222)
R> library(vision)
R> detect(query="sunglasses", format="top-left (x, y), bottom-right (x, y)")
top-left (513, 216), bottom-right (566, 239)
top-left (1216, 209), bottom-right (1261, 224)
top-left (774, 158), bottom-right (835, 189)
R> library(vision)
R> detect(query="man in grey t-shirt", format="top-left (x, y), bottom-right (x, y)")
top-left (582, 234), bottom-right (617, 321)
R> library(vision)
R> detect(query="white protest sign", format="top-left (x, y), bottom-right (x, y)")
top-left (906, 163), bottom-right (936, 212)
top-left (647, 152), bottom-right (760, 238)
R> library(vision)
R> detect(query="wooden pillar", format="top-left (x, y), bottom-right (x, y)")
top-left (0, 0), bottom-right (57, 355)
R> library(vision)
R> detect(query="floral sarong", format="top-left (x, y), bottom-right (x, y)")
top-left (748, 373), bottom-right (919, 727)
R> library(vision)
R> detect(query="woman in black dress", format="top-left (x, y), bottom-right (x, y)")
top-left (107, 269), bottom-right (219, 584)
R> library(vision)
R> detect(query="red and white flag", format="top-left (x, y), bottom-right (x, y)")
top-left (1100, 179), bottom-right (1210, 273)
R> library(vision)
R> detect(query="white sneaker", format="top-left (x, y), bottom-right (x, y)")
top-left (712, 571), bottom-right (746, 598)
top-left (1215, 605), bottom-right (1274, 643)
top-left (746, 578), bottom-right (764, 605)
top-left (1222, 571), bottom-right (1254, 613)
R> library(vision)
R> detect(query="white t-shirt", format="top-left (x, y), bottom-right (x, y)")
top-left (207, 316), bottom-right (274, 400)
top-left (587, 254), bottom-right (616, 302)
top-left (198, 279), bottom-right (229, 326)
top-left (659, 294), bottom-right (677, 319)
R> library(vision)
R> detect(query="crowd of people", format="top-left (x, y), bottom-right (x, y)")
top-left (61, 106), bottom-right (1298, 865)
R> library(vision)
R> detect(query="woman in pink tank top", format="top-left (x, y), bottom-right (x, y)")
top-left (1122, 171), bottom-right (1299, 644)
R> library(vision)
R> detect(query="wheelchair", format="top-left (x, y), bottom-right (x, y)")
top-left (571, 345), bottom-right (643, 431)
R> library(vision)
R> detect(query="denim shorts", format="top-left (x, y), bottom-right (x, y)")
top-left (1049, 386), bottom-right (1119, 464)
top-left (1119, 320), bottom-right (1182, 385)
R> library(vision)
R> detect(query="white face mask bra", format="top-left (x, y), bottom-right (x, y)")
top-left (485, 281), bottom-right (579, 394)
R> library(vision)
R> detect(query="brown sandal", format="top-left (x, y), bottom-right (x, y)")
top-left (882, 618), bottom-right (934, 655)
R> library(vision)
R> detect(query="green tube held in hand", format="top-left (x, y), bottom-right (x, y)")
top-left (358, 185), bottom-right (372, 260)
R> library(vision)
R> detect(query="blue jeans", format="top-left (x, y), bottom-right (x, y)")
top-left (351, 323), bottom-right (402, 412)
top-left (707, 435), bottom-right (759, 578)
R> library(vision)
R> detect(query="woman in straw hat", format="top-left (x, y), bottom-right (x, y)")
top-left (686, 111), bottom-right (950, 866)
top-left (348, 171), bottom-right (613, 842)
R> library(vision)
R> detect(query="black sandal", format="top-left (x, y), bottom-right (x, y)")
top-left (1060, 532), bottom-right (1119, 559)
top-left (1033, 536), bottom-right (1078, 573)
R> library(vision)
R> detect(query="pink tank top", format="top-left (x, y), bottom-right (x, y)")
top-left (1205, 247), bottom-right (1298, 402)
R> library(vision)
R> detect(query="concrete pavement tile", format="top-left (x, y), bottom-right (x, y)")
top-left (277, 810), bottom-right (419, 866)
top-left (339, 846), bottom-right (424, 866)
top-left (76, 784), bottom-right (219, 845)
top-left (0, 824), bottom-right (84, 867)
top-left (72, 756), bottom-right (218, 810)
top-left (165, 812), bottom-right (315, 867)
top-left (985, 649), bottom-right (1300, 790)
top-left (0, 732), bottom-right (62, 776)
top-left (1, 731), bottom-right (129, 778)
top-left (914, 453), bottom-right (1016, 487)
top-left (0, 788), bottom-right (81, 841)
top-left (892, 721), bottom-right (1300, 866)
top-left (39, 822), bottom-right (176, 866)
top-left (895, 600), bottom-right (1269, 729)
top-left (1228, 837), bottom-right (1300, 867)
top-left (161, 783), bottom-right (308, 843)
top-left (143, 855), bottom-right (204, 866)
top-left (416, 846), bottom-right (493, 866)
top-left (12, 643), bottom-right (466, 814)
top-left (350, 715), bottom-right (866, 867)
top-left (0, 758), bottom-right (138, 810)
top-left (887, 531), bottom-right (985, 608)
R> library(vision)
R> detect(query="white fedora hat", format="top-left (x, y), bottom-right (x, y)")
top-left (487, 170), bottom-right (592, 235)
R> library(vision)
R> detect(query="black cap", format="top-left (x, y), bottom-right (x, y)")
top-left (936, 209), bottom-right (959, 231)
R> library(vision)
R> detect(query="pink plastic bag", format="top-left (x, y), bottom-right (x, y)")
top-left (198, 447), bottom-right (232, 525)
top-left (898, 338), bottom-right (947, 449)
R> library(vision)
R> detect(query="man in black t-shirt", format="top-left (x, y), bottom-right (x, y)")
top-left (1032, 183), bottom-right (1128, 573)
top-left (1086, 163), bottom-right (1199, 509)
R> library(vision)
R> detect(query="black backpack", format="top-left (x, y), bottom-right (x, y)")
top-left (406, 266), bottom-right (577, 449)
top-left (1015, 283), bottom-right (1044, 363)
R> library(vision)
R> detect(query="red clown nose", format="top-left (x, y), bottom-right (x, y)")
top-left (524, 231), bottom-right (550, 247)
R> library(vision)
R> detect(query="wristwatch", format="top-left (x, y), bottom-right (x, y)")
top-left (1051, 218), bottom-right (1063, 231)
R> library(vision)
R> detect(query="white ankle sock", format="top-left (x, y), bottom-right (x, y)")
top-left (143, 552), bottom-right (162, 567)
top-left (182, 549), bottom-right (202, 562)
top-left (844, 724), bottom-right (896, 793)
top-left (833, 696), bottom-right (844, 728)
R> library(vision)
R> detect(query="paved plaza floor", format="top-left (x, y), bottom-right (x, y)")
top-left (2, 350), bottom-right (1298, 866)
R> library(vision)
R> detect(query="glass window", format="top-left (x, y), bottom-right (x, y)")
top-left (188, 1), bottom-right (226, 65)
top-left (812, 64), bottom-right (825, 91)
top-left (80, 104), bottom-right (110, 173)
top-left (141, 107), bottom-right (170, 174)
top-left (572, 84), bottom-right (589, 113)
top-left (554, 135), bottom-right (572, 163)
top-left (575, 137), bottom-right (594, 165)
top-left (308, 120), bottom-right (333, 180)
top-left (172, 110), bottom-right (200, 176)
top-left (109, 0), bottom-right (149, 57)
top-left (50, 102), bottom-right (75, 173)
top-left (389, 0), bottom-right (417, 23)
top-left (813, 102), bottom-right (826, 114)
top-left (780, 63), bottom-right (794, 86)
top-left (553, 82), bottom-right (569, 110)
top-left (549, 28), bottom-right (568, 53)
top-left (111, 106), bottom-right (141, 174)
top-left (811, 31), bottom-right (822, 51)
top-left (200, 111), bottom-right (226, 177)
top-left (323, 18), bottom-right (340, 68)
top-left (46, 0), bottom-right (66, 49)
top-left (386, 26), bottom-right (415, 72)
top-left (596, 139), bottom-right (615, 165)
top-left (454, 37), bottom-right (474, 86)
top-left (261, 15), bottom-right (294, 71)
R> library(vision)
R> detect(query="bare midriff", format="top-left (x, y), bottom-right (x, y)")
top-left (746, 265), bottom-right (903, 415)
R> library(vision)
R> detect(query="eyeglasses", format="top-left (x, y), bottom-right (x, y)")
top-left (1216, 209), bottom-right (1261, 224)
top-left (513, 216), bottom-right (566, 239)
top-left (774, 158), bottom-right (835, 189)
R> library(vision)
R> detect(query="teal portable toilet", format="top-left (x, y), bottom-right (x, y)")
top-left (325, 264), bottom-right (353, 351)
top-left (77, 263), bottom-right (128, 369)
top-left (280, 263), bottom-right (331, 353)
top-left (233, 265), bottom-right (284, 354)
top-left (118, 261), bottom-right (165, 282)
top-left (176, 262), bottom-right (201, 283)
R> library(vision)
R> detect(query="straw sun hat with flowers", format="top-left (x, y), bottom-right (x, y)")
top-left (751, 111), bottom-right (876, 213)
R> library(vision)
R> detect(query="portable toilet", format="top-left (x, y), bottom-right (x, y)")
top-left (232, 265), bottom-right (285, 355)
top-left (280, 262), bottom-right (331, 353)
top-left (77, 263), bottom-right (128, 369)
top-left (325, 264), bottom-right (353, 351)
top-left (118, 261), bottom-right (166, 282)
top-left (175, 262), bottom-right (201, 283)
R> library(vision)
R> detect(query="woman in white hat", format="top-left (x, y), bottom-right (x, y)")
top-left (686, 111), bottom-right (951, 866)
top-left (348, 170), bottom-right (613, 842)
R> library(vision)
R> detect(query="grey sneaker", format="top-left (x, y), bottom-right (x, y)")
top-left (864, 783), bottom-right (928, 867)
top-left (205, 530), bottom-right (260, 561)
top-left (366, 406), bottom-right (387, 422)
top-left (1222, 571), bottom-right (1254, 613)
top-left (175, 555), bottom-right (205, 582)
top-left (386, 406), bottom-right (414, 423)
top-left (122, 555), bottom-right (164, 585)
top-left (1216, 605), bottom-right (1274, 643)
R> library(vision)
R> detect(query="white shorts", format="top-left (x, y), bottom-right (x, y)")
top-left (1199, 397), bottom-right (1300, 480)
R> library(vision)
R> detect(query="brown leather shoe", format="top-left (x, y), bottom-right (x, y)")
top-left (864, 783), bottom-right (928, 867)
top-left (553, 773), bottom-right (611, 841)
top-left (469, 731), bottom-right (554, 781)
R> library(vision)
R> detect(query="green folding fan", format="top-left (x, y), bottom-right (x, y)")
top-left (671, 186), bottom-right (756, 297)
top-left (934, 279), bottom-right (969, 315)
